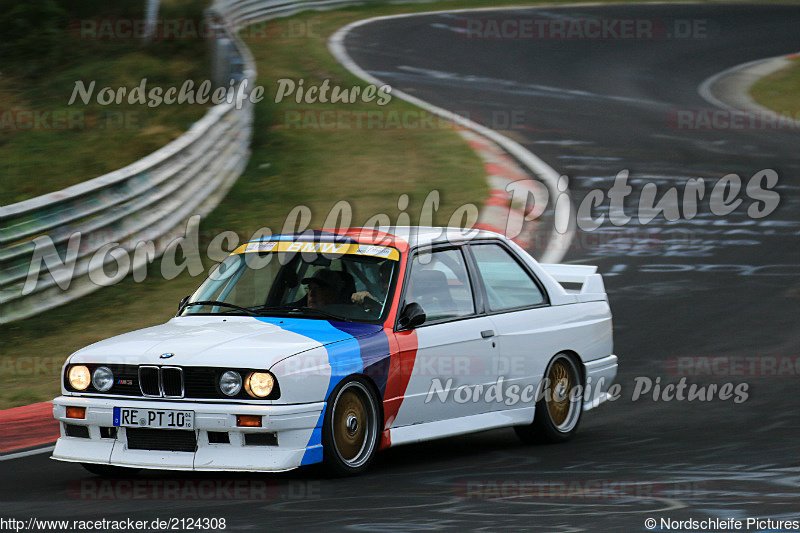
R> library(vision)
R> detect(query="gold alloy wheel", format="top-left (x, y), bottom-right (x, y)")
top-left (545, 355), bottom-right (581, 432)
top-left (330, 380), bottom-right (378, 468)
top-left (333, 389), bottom-right (367, 461)
top-left (547, 359), bottom-right (572, 426)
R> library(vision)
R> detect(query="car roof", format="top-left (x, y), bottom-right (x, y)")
top-left (245, 226), bottom-right (507, 250)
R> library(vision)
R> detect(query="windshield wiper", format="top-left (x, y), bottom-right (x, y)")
top-left (292, 306), bottom-right (352, 322)
top-left (256, 305), bottom-right (352, 322)
top-left (190, 302), bottom-right (353, 322)
top-left (181, 300), bottom-right (259, 316)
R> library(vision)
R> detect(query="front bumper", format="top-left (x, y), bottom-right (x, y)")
top-left (51, 396), bottom-right (324, 472)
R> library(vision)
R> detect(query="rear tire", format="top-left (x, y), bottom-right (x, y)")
top-left (515, 353), bottom-right (583, 444)
top-left (81, 463), bottom-right (140, 477)
top-left (322, 377), bottom-right (381, 476)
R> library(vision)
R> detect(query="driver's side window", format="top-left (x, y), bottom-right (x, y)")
top-left (406, 249), bottom-right (475, 322)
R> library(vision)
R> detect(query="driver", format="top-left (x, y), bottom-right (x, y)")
top-left (351, 261), bottom-right (393, 308)
top-left (302, 269), bottom-right (349, 309)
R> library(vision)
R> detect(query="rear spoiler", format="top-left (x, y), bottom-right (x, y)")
top-left (539, 264), bottom-right (608, 302)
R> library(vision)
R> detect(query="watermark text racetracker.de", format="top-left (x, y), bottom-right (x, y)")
top-left (0, 357), bottom-right (63, 377)
top-left (68, 478), bottom-right (320, 501)
top-left (0, 110), bottom-right (141, 132)
top-left (666, 355), bottom-right (800, 377)
top-left (0, 516), bottom-right (227, 531)
top-left (667, 109), bottom-right (800, 130)
top-left (274, 108), bottom-right (525, 131)
top-left (69, 17), bottom-right (322, 40)
top-left (459, 479), bottom-right (705, 501)
top-left (458, 17), bottom-right (712, 40)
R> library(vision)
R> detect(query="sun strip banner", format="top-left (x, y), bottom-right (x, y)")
top-left (231, 241), bottom-right (400, 260)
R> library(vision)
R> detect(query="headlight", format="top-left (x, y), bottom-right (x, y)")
top-left (219, 370), bottom-right (242, 396)
top-left (92, 366), bottom-right (114, 392)
top-left (246, 372), bottom-right (274, 398)
top-left (68, 366), bottom-right (91, 391)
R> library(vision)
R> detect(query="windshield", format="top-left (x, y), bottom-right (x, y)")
top-left (181, 242), bottom-right (399, 323)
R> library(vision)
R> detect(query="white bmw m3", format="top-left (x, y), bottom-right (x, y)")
top-left (52, 227), bottom-right (617, 476)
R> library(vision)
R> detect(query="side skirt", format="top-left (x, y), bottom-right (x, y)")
top-left (386, 407), bottom-right (535, 447)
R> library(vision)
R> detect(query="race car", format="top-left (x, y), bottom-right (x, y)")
top-left (52, 227), bottom-right (617, 476)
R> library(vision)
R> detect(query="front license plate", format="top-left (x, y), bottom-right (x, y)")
top-left (113, 407), bottom-right (194, 429)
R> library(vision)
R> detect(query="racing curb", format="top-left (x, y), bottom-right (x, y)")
top-left (463, 129), bottom-right (548, 252)
top-left (0, 402), bottom-right (58, 454)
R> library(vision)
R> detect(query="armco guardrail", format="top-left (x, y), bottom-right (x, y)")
top-left (0, 15), bottom-right (255, 324)
top-left (212, 0), bottom-right (369, 31)
top-left (0, 0), bottom-right (419, 324)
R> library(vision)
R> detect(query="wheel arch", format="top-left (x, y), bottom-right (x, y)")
top-left (554, 349), bottom-right (586, 387)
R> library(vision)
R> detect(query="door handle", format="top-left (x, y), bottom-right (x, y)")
top-left (481, 330), bottom-right (495, 338)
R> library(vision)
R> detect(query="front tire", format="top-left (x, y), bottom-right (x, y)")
top-left (322, 377), bottom-right (381, 476)
top-left (515, 353), bottom-right (583, 444)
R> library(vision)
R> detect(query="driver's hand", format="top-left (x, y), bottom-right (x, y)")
top-left (351, 291), bottom-right (375, 304)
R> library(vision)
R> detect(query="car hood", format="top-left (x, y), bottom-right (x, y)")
top-left (67, 316), bottom-right (378, 369)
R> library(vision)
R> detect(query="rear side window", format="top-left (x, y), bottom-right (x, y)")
top-left (471, 244), bottom-right (546, 311)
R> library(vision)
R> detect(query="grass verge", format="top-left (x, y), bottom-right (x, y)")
top-left (749, 56), bottom-right (800, 117)
top-left (0, 0), bottom-right (209, 205)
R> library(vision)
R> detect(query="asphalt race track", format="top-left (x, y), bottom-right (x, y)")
top-left (3, 4), bottom-right (799, 532)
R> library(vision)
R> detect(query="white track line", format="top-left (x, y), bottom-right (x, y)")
top-left (0, 445), bottom-right (54, 462)
top-left (699, 51), bottom-right (800, 112)
top-left (699, 55), bottom-right (781, 111)
top-left (328, 9), bottom-right (574, 264)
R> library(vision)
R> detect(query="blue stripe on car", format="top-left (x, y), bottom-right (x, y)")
top-left (330, 322), bottom-right (391, 398)
top-left (256, 317), bottom-right (368, 465)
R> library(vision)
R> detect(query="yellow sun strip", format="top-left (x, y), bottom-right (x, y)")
top-left (231, 241), bottom-right (400, 261)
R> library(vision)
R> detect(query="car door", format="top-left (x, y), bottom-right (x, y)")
top-left (467, 242), bottom-right (559, 413)
top-left (391, 246), bottom-right (499, 427)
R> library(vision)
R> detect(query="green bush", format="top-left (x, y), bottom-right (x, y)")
top-left (0, 0), bottom-right (209, 76)
top-left (0, 0), bottom-right (69, 74)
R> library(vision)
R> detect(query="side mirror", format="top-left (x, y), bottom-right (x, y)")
top-left (398, 302), bottom-right (426, 330)
top-left (177, 295), bottom-right (190, 315)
